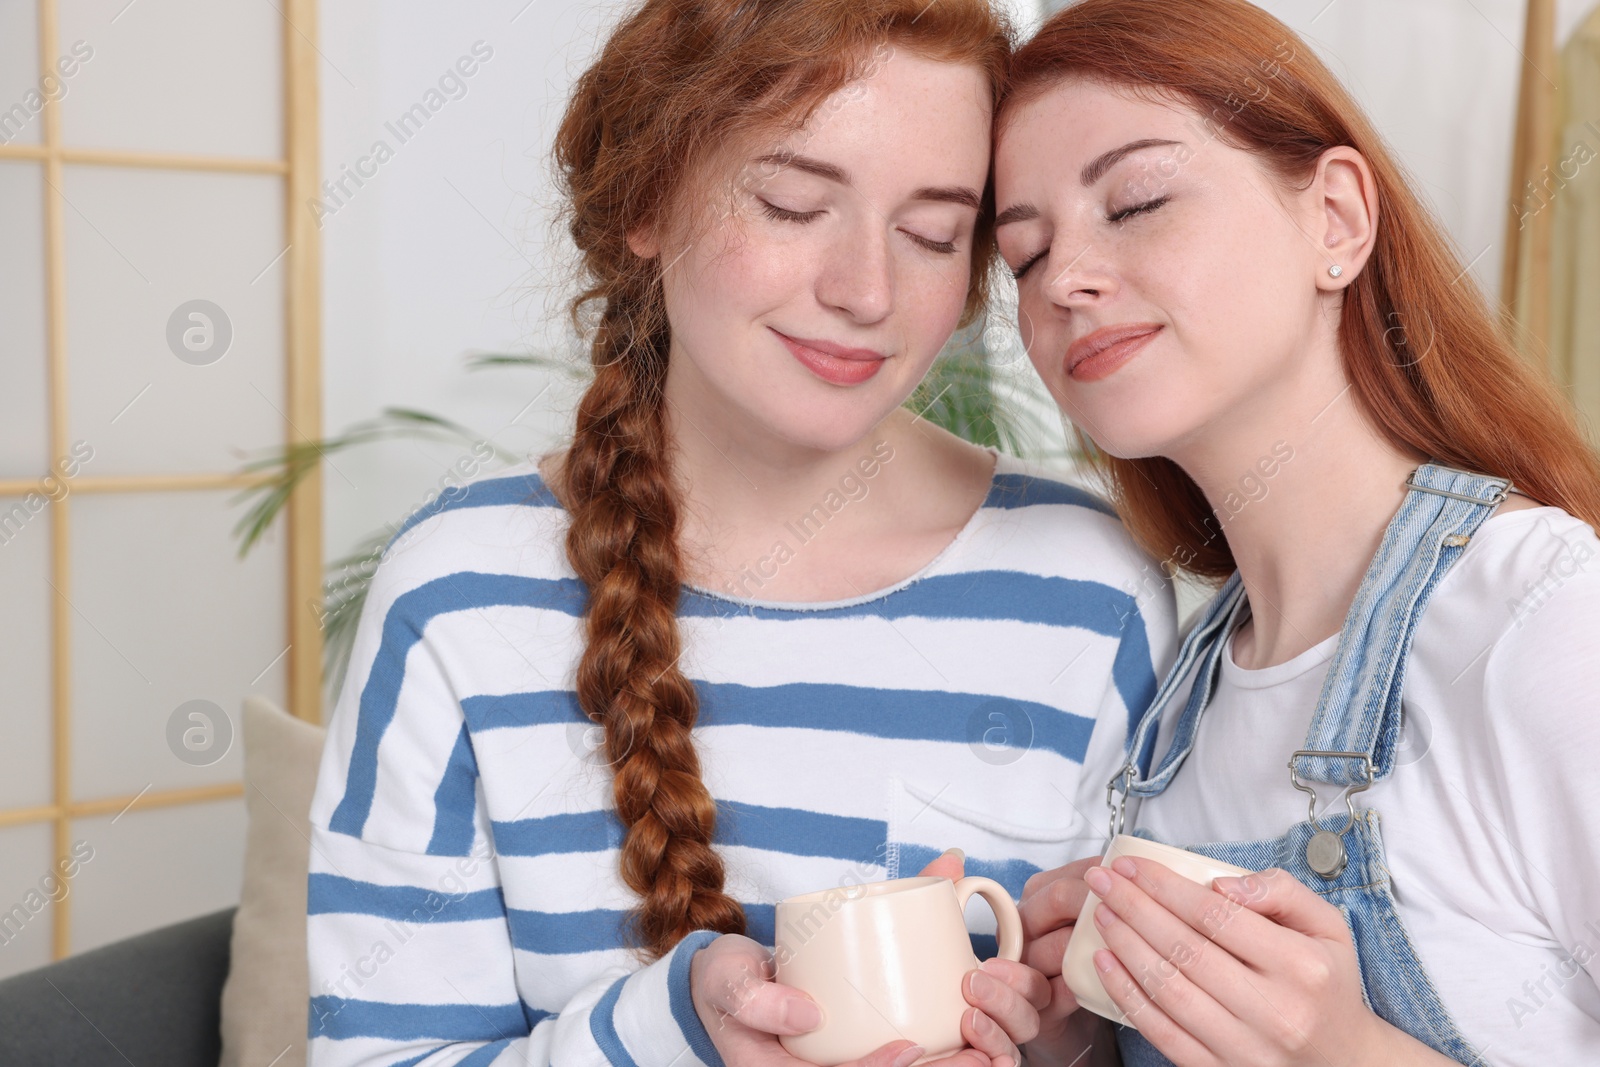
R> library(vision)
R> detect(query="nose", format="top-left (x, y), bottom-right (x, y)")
top-left (816, 219), bottom-right (894, 325)
top-left (1040, 240), bottom-right (1118, 308)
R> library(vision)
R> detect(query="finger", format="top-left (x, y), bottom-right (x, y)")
top-left (704, 974), bottom-right (823, 1036)
top-left (917, 847), bottom-right (967, 883)
top-left (964, 962), bottom-right (1040, 1045)
top-left (974, 957), bottom-right (1051, 1012)
top-left (915, 1045), bottom-right (991, 1067)
top-left (1211, 867), bottom-right (1350, 945)
top-left (1093, 893), bottom-right (1248, 1058)
top-left (1021, 923), bottom-right (1072, 979)
top-left (842, 1039), bottom-right (931, 1067)
top-left (1092, 949), bottom-right (1219, 1067)
top-left (1021, 855), bottom-right (1098, 904)
top-left (962, 1007), bottom-right (1018, 1067)
top-left (1019, 865), bottom-right (1092, 941)
top-left (1037, 973), bottom-right (1081, 1032)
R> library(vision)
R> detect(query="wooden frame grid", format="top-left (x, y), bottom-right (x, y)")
top-left (0, 0), bottom-right (323, 962)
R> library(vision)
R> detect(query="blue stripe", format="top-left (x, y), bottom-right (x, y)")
top-left (307, 872), bottom-right (506, 922)
top-left (720, 802), bottom-right (885, 862)
top-left (464, 689), bottom-right (584, 733)
top-left (680, 570), bottom-right (1136, 628)
top-left (589, 975), bottom-right (639, 1067)
top-left (702, 684), bottom-right (1092, 762)
top-left (465, 684), bottom-right (1093, 763)
top-left (982, 472), bottom-right (1116, 518)
top-left (508, 907), bottom-right (628, 955)
top-left (386, 1054), bottom-right (435, 1067)
top-left (743, 903), bottom-right (776, 946)
top-left (491, 810), bottom-right (624, 858)
top-left (308, 995), bottom-right (526, 1041)
top-left (1113, 607), bottom-right (1161, 738)
top-left (458, 1037), bottom-right (516, 1066)
top-left (428, 723), bottom-right (480, 856)
top-left (490, 804), bottom-right (882, 862)
top-left (388, 473), bottom-right (559, 550)
top-left (670, 930), bottom-right (726, 1067)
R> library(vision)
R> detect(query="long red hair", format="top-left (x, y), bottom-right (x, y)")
top-left (1003, 0), bottom-right (1600, 580)
top-left (552, 0), bottom-right (1012, 960)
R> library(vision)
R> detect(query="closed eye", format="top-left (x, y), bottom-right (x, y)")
top-left (1108, 195), bottom-right (1170, 224)
top-left (1011, 248), bottom-right (1047, 282)
top-left (760, 199), bottom-right (824, 224)
top-left (905, 231), bottom-right (958, 255)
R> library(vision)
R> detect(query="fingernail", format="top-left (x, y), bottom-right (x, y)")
top-left (1083, 866), bottom-right (1111, 894)
top-left (1094, 949), bottom-right (1115, 974)
top-left (1111, 857), bottom-right (1137, 879)
top-left (1094, 903), bottom-right (1118, 927)
top-left (783, 997), bottom-right (822, 1032)
top-left (973, 1009), bottom-right (998, 1037)
top-left (968, 970), bottom-right (998, 1000)
top-left (941, 847), bottom-right (965, 863)
top-left (892, 1045), bottom-right (926, 1067)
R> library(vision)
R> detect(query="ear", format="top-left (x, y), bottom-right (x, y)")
top-left (626, 223), bottom-right (660, 260)
top-left (1313, 146), bottom-right (1378, 290)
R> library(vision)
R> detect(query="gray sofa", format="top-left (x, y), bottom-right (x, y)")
top-left (0, 907), bottom-right (236, 1067)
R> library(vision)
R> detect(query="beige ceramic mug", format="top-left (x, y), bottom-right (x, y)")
top-left (1061, 834), bottom-right (1254, 1023)
top-left (774, 875), bottom-right (1023, 1065)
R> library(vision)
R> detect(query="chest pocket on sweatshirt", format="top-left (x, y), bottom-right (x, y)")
top-left (886, 777), bottom-right (1104, 956)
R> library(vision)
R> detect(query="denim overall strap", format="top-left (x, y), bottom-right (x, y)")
top-left (1124, 573), bottom-right (1248, 786)
top-left (1291, 463), bottom-right (1512, 790)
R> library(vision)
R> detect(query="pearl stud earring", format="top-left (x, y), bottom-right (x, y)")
top-left (1328, 264), bottom-right (1343, 278)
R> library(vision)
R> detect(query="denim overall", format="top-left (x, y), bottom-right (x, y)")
top-left (1106, 463), bottom-right (1507, 1067)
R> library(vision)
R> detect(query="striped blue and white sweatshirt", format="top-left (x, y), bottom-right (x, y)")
top-left (306, 449), bottom-right (1176, 1067)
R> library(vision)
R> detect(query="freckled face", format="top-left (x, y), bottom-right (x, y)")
top-left (993, 78), bottom-right (1327, 459)
top-left (655, 50), bottom-right (993, 453)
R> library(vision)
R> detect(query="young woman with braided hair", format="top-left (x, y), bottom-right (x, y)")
top-left (306, 2), bottom-right (1174, 1065)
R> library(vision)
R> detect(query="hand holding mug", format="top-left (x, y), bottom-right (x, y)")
top-left (1017, 855), bottom-right (1103, 1048)
top-left (691, 850), bottom-right (1037, 1067)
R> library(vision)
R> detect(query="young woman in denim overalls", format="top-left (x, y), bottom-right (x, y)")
top-left (990, 1), bottom-right (1600, 1065)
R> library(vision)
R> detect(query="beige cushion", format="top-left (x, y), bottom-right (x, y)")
top-left (219, 695), bottom-right (325, 1067)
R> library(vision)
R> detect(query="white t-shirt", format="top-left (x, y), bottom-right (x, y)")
top-left (1131, 506), bottom-right (1600, 1066)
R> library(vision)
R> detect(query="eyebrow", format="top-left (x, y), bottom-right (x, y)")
top-left (1079, 138), bottom-right (1182, 186)
top-left (995, 137), bottom-right (1184, 229)
top-left (752, 152), bottom-right (982, 211)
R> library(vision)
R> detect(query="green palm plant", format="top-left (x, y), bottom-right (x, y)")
top-left (232, 322), bottom-right (1064, 697)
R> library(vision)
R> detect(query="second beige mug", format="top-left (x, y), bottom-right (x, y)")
top-left (774, 874), bottom-right (1023, 1066)
top-left (1061, 834), bottom-right (1254, 1022)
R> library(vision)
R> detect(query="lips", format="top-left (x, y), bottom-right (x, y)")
top-left (772, 328), bottom-right (887, 386)
top-left (1065, 324), bottom-right (1162, 383)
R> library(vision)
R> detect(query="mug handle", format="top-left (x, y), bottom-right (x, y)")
top-left (952, 876), bottom-right (1023, 962)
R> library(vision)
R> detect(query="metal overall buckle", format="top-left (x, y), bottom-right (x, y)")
top-left (1288, 750), bottom-right (1373, 879)
top-left (1106, 764), bottom-right (1135, 841)
top-left (1403, 467), bottom-right (1512, 508)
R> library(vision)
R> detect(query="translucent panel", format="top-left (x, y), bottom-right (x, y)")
top-left (70, 797), bottom-right (245, 955)
top-left (0, 3), bottom-right (42, 145)
top-left (70, 491), bottom-right (285, 798)
top-left (62, 166), bottom-right (286, 475)
top-left (0, 496), bottom-right (53, 810)
top-left (0, 823), bottom-right (57, 979)
top-left (56, 0), bottom-right (281, 158)
top-left (0, 162), bottom-right (49, 477)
